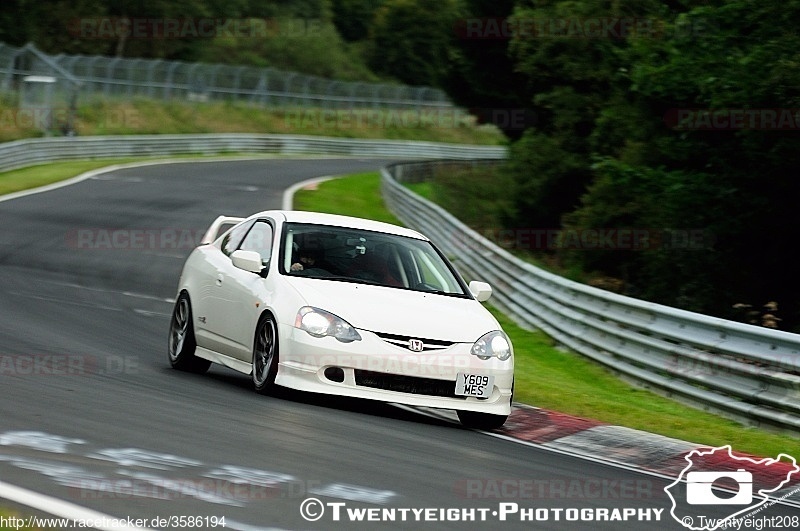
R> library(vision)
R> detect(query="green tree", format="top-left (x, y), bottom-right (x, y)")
top-left (331, 0), bottom-right (384, 42)
top-left (0, 0), bottom-right (335, 61)
top-left (561, 0), bottom-right (800, 327)
top-left (0, 0), bottom-right (37, 47)
top-left (368, 0), bottom-right (458, 87)
top-left (1, 0), bottom-right (109, 55)
top-left (441, 0), bottom-right (530, 139)
top-left (195, 18), bottom-right (378, 80)
top-left (500, 0), bottom-right (656, 233)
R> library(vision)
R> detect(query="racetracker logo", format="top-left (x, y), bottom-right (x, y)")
top-left (665, 109), bottom-right (800, 130)
top-left (282, 109), bottom-right (474, 130)
top-left (66, 228), bottom-right (205, 250)
top-left (0, 354), bottom-right (138, 376)
top-left (450, 228), bottom-right (714, 252)
top-left (454, 17), bottom-right (715, 40)
top-left (454, 477), bottom-right (653, 499)
top-left (70, 478), bottom-right (276, 501)
top-left (67, 18), bottom-right (323, 39)
top-left (0, 108), bottom-right (141, 131)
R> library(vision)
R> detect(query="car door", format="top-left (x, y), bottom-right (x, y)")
top-left (192, 218), bottom-right (255, 354)
top-left (213, 219), bottom-right (276, 361)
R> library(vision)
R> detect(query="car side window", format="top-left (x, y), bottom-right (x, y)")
top-left (221, 220), bottom-right (255, 257)
top-left (239, 220), bottom-right (274, 265)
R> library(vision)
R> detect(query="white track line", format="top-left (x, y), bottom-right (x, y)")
top-left (0, 154), bottom-right (345, 204)
top-left (281, 175), bottom-right (336, 210)
top-left (0, 480), bottom-right (156, 530)
top-left (0, 157), bottom-right (250, 204)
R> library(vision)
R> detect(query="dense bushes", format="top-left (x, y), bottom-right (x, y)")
top-left (441, 0), bottom-right (800, 330)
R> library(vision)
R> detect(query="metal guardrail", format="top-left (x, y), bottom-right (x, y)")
top-left (0, 134), bottom-right (507, 174)
top-left (382, 160), bottom-right (800, 434)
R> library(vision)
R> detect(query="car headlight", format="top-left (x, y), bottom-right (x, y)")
top-left (294, 306), bottom-right (362, 343)
top-left (471, 331), bottom-right (512, 361)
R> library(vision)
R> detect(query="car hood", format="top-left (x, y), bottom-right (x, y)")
top-left (284, 277), bottom-right (498, 343)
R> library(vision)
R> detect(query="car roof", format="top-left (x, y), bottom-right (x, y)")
top-left (251, 210), bottom-right (429, 241)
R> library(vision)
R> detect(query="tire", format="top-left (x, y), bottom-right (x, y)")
top-left (457, 410), bottom-right (508, 430)
top-left (167, 292), bottom-right (211, 374)
top-left (253, 314), bottom-right (279, 394)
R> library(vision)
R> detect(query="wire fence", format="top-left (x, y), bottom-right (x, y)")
top-left (0, 41), bottom-right (454, 119)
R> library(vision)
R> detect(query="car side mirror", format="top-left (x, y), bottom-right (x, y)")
top-left (469, 280), bottom-right (492, 302)
top-left (231, 250), bottom-right (264, 274)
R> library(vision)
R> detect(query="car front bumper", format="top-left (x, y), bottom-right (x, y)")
top-left (275, 324), bottom-right (514, 415)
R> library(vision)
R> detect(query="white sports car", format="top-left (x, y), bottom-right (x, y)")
top-left (168, 210), bottom-right (514, 429)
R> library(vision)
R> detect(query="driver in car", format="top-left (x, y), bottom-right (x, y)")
top-left (290, 249), bottom-right (318, 271)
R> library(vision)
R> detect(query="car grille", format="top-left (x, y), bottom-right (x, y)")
top-left (354, 370), bottom-right (462, 399)
top-left (374, 332), bottom-right (455, 352)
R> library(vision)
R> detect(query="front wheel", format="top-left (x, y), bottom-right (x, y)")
top-left (253, 314), bottom-right (279, 394)
top-left (167, 292), bottom-right (211, 374)
top-left (457, 410), bottom-right (508, 430)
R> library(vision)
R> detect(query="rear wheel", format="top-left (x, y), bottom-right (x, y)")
top-left (253, 314), bottom-right (279, 394)
top-left (168, 292), bottom-right (211, 374)
top-left (457, 410), bottom-right (508, 430)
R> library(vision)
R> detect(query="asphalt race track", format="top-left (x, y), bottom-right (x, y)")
top-left (0, 158), bottom-right (795, 530)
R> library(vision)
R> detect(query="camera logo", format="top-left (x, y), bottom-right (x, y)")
top-left (664, 445), bottom-right (799, 531)
top-left (686, 469), bottom-right (752, 505)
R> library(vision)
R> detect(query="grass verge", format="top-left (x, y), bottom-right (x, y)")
top-left (0, 158), bottom-right (149, 196)
top-left (0, 154), bottom-right (292, 197)
top-left (0, 99), bottom-right (506, 146)
top-left (292, 171), bottom-right (403, 225)
top-left (294, 171), bottom-right (800, 458)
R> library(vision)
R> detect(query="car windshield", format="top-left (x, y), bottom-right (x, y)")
top-left (280, 222), bottom-right (468, 296)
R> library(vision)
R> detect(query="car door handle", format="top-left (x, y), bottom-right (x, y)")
top-left (216, 274), bottom-right (224, 286)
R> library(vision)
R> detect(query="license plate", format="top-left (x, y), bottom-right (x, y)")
top-left (455, 373), bottom-right (494, 398)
